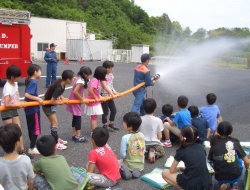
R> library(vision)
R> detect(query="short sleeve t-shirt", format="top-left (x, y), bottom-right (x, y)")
top-left (88, 144), bottom-right (121, 182)
top-left (175, 144), bottom-right (211, 189)
top-left (1, 81), bottom-right (20, 106)
top-left (191, 117), bottom-right (209, 142)
top-left (24, 79), bottom-right (40, 115)
top-left (140, 115), bottom-right (164, 145)
top-left (0, 155), bottom-right (34, 190)
top-left (66, 77), bottom-right (85, 116)
top-left (208, 136), bottom-right (246, 181)
top-left (86, 77), bottom-right (101, 106)
top-left (173, 109), bottom-right (191, 129)
top-left (120, 132), bottom-right (145, 170)
top-left (101, 73), bottom-right (114, 97)
top-left (34, 155), bottom-right (78, 190)
top-left (200, 105), bottom-right (220, 133)
top-left (44, 83), bottom-right (65, 107)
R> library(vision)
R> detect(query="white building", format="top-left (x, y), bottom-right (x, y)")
top-left (131, 44), bottom-right (149, 63)
top-left (30, 17), bottom-right (87, 61)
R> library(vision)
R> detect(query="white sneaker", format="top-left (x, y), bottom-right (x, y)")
top-left (58, 138), bottom-right (68, 145)
top-left (28, 147), bottom-right (40, 155)
top-left (56, 143), bottom-right (67, 150)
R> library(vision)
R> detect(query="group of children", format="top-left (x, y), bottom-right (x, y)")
top-left (0, 61), bottom-right (250, 190)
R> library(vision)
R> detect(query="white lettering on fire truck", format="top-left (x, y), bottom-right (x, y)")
top-left (1, 33), bottom-right (7, 38)
top-left (0, 44), bottom-right (18, 49)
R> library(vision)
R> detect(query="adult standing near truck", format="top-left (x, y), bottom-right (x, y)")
top-left (44, 43), bottom-right (58, 88)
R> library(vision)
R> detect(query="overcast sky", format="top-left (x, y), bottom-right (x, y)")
top-left (134, 0), bottom-right (250, 32)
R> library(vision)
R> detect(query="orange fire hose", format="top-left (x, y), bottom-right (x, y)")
top-left (0, 82), bottom-right (146, 111)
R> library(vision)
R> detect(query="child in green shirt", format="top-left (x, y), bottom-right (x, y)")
top-left (120, 112), bottom-right (145, 180)
top-left (33, 135), bottom-right (78, 190)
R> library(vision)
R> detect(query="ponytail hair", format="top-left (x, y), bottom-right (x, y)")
top-left (25, 64), bottom-right (41, 86)
top-left (78, 66), bottom-right (92, 89)
top-left (177, 125), bottom-right (200, 151)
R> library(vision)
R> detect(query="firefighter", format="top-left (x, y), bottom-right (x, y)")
top-left (44, 43), bottom-right (58, 88)
top-left (131, 53), bottom-right (158, 115)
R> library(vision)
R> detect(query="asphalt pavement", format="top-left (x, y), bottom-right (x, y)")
top-left (0, 61), bottom-right (250, 190)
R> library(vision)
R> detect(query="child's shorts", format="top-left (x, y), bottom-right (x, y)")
top-left (42, 106), bottom-right (57, 117)
top-left (1, 109), bottom-right (18, 121)
top-left (163, 122), bottom-right (181, 137)
top-left (87, 173), bottom-right (117, 188)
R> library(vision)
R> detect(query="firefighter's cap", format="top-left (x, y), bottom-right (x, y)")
top-left (141, 53), bottom-right (151, 63)
top-left (50, 43), bottom-right (57, 48)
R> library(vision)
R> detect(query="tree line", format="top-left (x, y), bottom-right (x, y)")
top-left (1, 0), bottom-right (250, 55)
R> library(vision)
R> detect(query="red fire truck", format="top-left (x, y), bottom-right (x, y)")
top-left (0, 8), bottom-right (32, 80)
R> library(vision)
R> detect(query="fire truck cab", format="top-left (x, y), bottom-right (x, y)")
top-left (0, 8), bottom-right (32, 79)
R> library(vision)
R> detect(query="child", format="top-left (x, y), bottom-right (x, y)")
top-left (0, 124), bottom-right (34, 190)
top-left (200, 93), bottom-right (221, 134)
top-left (164, 95), bottom-right (191, 138)
top-left (42, 70), bottom-right (74, 150)
top-left (161, 104), bottom-right (175, 147)
top-left (66, 66), bottom-right (92, 143)
top-left (140, 98), bottom-right (165, 163)
top-left (33, 135), bottom-right (78, 190)
top-left (0, 65), bottom-right (26, 154)
top-left (208, 121), bottom-right (250, 190)
top-left (84, 66), bottom-right (114, 130)
top-left (188, 105), bottom-right (210, 144)
top-left (162, 126), bottom-right (212, 190)
top-left (86, 127), bottom-right (121, 188)
top-left (120, 112), bottom-right (145, 180)
top-left (101, 61), bottom-right (119, 130)
top-left (24, 64), bottom-right (43, 155)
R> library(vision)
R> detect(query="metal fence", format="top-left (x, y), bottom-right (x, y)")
top-left (103, 49), bottom-right (132, 63)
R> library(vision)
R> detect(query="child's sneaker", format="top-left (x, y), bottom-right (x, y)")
top-left (28, 147), bottom-right (40, 155)
top-left (58, 138), bottom-right (68, 145)
top-left (148, 148), bottom-right (156, 163)
top-left (108, 123), bottom-right (119, 131)
top-left (73, 136), bottom-right (88, 143)
top-left (230, 183), bottom-right (239, 190)
top-left (161, 140), bottom-right (172, 148)
top-left (56, 143), bottom-right (67, 150)
top-left (18, 150), bottom-right (34, 159)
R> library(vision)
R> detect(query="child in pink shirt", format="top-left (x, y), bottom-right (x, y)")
top-left (84, 66), bottom-right (114, 130)
top-left (66, 66), bottom-right (92, 142)
top-left (86, 127), bottom-right (121, 188)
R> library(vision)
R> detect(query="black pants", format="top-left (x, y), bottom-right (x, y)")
top-left (72, 115), bottom-right (81, 130)
top-left (101, 100), bottom-right (117, 124)
top-left (25, 112), bottom-right (41, 149)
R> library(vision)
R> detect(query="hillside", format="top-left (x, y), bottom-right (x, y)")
top-left (1, 0), bottom-right (250, 54)
top-left (0, 0), bottom-right (155, 49)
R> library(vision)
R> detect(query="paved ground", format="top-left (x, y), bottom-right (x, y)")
top-left (0, 60), bottom-right (250, 190)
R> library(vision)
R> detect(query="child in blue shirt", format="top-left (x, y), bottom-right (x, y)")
top-left (164, 96), bottom-right (191, 138)
top-left (200, 93), bottom-right (221, 134)
top-left (24, 64), bottom-right (44, 155)
top-left (120, 112), bottom-right (145, 180)
top-left (188, 105), bottom-right (210, 144)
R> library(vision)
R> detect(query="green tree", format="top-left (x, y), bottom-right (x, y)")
top-left (183, 27), bottom-right (192, 38)
top-left (192, 28), bottom-right (206, 40)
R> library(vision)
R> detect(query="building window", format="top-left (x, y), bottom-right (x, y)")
top-left (37, 43), bottom-right (49, 51)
